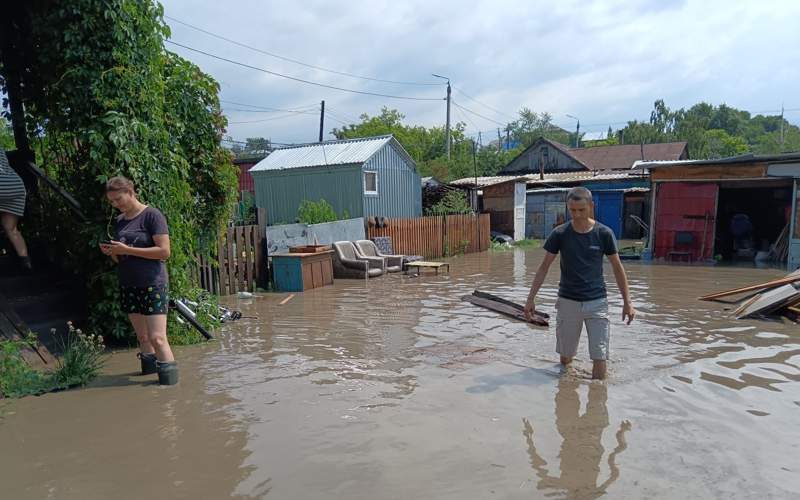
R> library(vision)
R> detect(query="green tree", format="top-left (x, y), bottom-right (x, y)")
top-left (0, 117), bottom-right (14, 150)
top-left (1, 1), bottom-right (238, 341)
top-left (509, 107), bottom-right (571, 148)
top-left (620, 99), bottom-right (800, 158)
top-left (697, 129), bottom-right (749, 158)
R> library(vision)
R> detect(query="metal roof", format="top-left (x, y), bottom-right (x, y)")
top-left (633, 151), bottom-right (800, 170)
top-left (250, 135), bottom-right (415, 172)
top-left (449, 175), bottom-right (526, 188)
top-left (452, 170), bottom-right (648, 188)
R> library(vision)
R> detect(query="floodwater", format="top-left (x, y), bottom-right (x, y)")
top-left (2, 248), bottom-right (799, 499)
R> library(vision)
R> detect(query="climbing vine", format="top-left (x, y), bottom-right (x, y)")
top-left (0, 1), bottom-right (238, 342)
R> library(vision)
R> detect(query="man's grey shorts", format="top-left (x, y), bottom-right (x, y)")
top-left (555, 297), bottom-right (610, 360)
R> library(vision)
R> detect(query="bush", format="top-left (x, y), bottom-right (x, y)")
top-left (297, 199), bottom-right (339, 224)
top-left (0, 334), bottom-right (52, 398)
top-left (426, 189), bottom-right (473, 216)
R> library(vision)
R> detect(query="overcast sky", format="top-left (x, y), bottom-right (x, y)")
top-left (161, 0), bottom-right (800, 145)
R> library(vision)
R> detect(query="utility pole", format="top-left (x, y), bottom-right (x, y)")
top-left (497, 128), bottom-right (502, 151)
top-left (432, 74), bottom-right (451, 159)
top-left (566, 114), bottom-right (580, 148)
top-left (472, 139), bottom-right (478, 187)
top-left (506, 126), bottom-right (511, 150)
top-left (445, 81), bottom-right (451, 159)
top-left (318, 100), bottom-right (325, 142)
top-left (780, 103), bottom-right (785, 148)
top-left (478, 131), bottom-right (482, 148)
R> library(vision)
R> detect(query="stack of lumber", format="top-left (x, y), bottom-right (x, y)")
top-left (699, 269), bottom-right (800, 320)
top-left (770, 223), bottom-right (790, 262)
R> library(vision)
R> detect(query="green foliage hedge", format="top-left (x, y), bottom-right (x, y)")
top-left (0, 1), bottom-right (237, 341)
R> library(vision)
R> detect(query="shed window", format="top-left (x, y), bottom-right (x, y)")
top-left (364, 171), bottom-right (378, 194)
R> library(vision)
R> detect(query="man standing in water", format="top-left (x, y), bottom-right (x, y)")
top-left (524, 187), bottom-right (635, 380)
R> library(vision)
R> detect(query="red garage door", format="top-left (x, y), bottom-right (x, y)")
top-left (654, 183), bottom-right (718, 261)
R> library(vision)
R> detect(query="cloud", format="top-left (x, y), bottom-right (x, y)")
top-left (161, 0), bottom-right (800, 142)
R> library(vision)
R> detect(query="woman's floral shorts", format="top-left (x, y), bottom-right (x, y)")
top-left (120, 285), bottom-right (169, 316)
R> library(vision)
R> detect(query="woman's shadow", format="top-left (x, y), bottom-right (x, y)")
top-left (522, 377), bottom-right (631, 499)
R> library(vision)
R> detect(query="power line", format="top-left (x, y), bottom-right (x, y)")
top-left (220, 99), bottom-right (320, 113)
top-left (167, 40), bottom-right (444, 101)
top-left (165, 15), bottom-right (445, 87)
top-left (228, 112), bottom-right (315, 124)
top-left (453, 86), bottom-right (517, 121)
top-left (224, 108), bottom-right (318, 115)
top-left (451, 100), bottom-right (507, 127)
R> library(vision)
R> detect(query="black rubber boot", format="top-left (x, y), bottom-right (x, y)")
top-left (138, 352), bottom-right (158, 375)
top-left (156, 360), bottom-right (179, 386)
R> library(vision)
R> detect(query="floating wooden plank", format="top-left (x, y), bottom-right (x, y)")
top-left (461, 290), bottom-right (549, 326)
top-left (279, 294), bottom-right (295, 305)
top-left (734, 284), bottom-right (800, 319)
top-left (471, 291), bottom-right (550, 319)
top-left (699, 271), bottom-right (800, 301)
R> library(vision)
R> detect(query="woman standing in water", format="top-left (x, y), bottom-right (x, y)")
top-left (100, 176), bottom-right (178, 385)
top-left (0, 147), bottom-right (32, 271)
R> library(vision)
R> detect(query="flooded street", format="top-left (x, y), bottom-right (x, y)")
top-left (2, 247), bottom-right (799, 499)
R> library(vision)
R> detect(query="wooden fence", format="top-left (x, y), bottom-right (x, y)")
top-left (368, 213), bottom-right (490, 258)
top-left (194, 224), bottom-right (262, 295)
top-left (196, 213), bottom-right (489, 296)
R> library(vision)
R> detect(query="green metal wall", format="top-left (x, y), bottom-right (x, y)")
top-left (362, 144), bottom-right (422, 217)
top-left (252, 164), bottom-right (364, 225)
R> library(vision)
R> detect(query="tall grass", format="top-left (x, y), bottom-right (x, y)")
top-left (0, 323), bottom-right (106, 398)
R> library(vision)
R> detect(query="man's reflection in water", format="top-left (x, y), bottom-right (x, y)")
top-left (522, 378), bottom-right (631, 499)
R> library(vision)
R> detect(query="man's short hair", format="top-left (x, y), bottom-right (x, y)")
top-left (567, 186), bottom-right (593, 203)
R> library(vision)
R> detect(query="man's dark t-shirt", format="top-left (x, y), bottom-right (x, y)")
top-left (543, 222), bottom-right (618, 301)
top-left (114, 206), bottom-right (169, 287)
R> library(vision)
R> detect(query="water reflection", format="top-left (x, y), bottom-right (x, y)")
top-left (522, 378), bottom-right (631, 499)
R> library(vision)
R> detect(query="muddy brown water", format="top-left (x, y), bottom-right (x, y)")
top-left (2, 248), bottom-right (799, 499)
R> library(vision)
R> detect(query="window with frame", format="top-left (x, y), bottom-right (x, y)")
top-left (364, 171), bottom-right (378, 194)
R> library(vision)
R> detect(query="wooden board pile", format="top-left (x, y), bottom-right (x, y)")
top-left (699, 269), bottom-right (800, 320)
top-left (770, 223), bottom-right (790, 262)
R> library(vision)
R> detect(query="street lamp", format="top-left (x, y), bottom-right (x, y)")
top-left (432, 74), bottom-right (451, 159)
top-left (566, 114), bottom-right (580, 148)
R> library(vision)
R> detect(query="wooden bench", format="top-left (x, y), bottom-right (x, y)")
top-left (405, 261), bottom-right (450, 275)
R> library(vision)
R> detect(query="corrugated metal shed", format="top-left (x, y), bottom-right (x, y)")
top-left (250, 135), bottom-right (421, 224)
top-left (250, 135), bottom-right (413, 171)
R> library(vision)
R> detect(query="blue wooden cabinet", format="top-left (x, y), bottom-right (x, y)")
top-left (272, 251), bottom-right (334, 292)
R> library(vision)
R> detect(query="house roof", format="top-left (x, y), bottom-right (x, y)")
top-left (250, 135), bottom-right (415, 172)
top-left (633, 151), bottom-right (800, 169)
top-left (501, 137), bottom-right (687, 174)
top-left (451, 170), bottom-right (648, 188)
top-left (569, 142), bottom-right (687, 170)
top-left (449, 175), bottom-right (527, 188)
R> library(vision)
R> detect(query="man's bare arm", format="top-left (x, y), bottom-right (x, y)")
top-left (607, 253), bottom-right (635, 324)
top-left (524, 252), bottom-right (557, 320)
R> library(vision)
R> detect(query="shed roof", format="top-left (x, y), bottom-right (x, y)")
top-left (451, 170), bottom-right (647, 188)
top-left (250, 135), bottom-right (415, 172)
top-left (570, 142), bottom-right (687, 170)
top-left (633, 151), bottom-right (800, 170)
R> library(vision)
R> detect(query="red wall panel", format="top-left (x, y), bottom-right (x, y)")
top-left (654, 182), bottom-right (718, 260)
